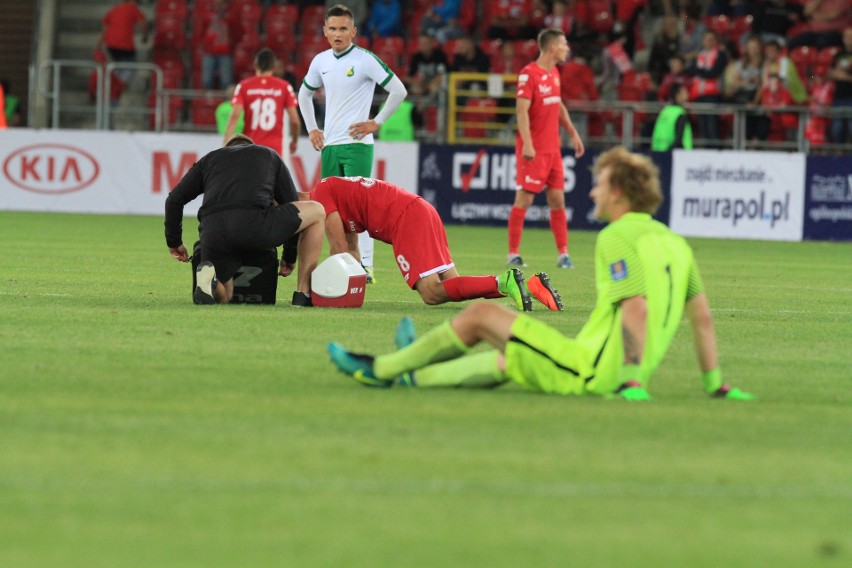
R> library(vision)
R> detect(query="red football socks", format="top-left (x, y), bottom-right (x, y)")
top-left (549, 208), bottom-right (568, 254)
top-left (508, 206), bottom-right (527, 254)
top-left (443, 276), bottom-right (500, 301)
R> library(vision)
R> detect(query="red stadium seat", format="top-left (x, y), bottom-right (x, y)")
top-left (155, 0), bottom-right (188, 19)
top-left (192, 0), bottom-right (215, 18)
top-left (790, 46), bottom-right (817, 79)
top-left (730, 15), bottom-right (753, 44)
top-left (265, 3), bottom-right (299, 24)
top-left (588, 0), bottom-right (615, 33)
top-left (460, 98), bottom-right (497, 139)
top-left (704, 15), bottom-right (732, 37)
top-left (512, 40), bottom-right (539, 61)
top-left (441, 38), bottom-right (459, 62)
top-left (190, 96), bottom-right (220, 127)
top-left (265, 30), bottom-right (297, 55)
top-left (301, 5), bottom-right (326, 37)
top-left (229, 0), bottom-right (262, 29)
top-left (459, 0), bottom-right (476, 32)
top-left (372, 36), bottom-right (407, 76)
top-left (232, 44), bottom-right (256, 78)
top-left (154, 15), bottom-right (186, 50)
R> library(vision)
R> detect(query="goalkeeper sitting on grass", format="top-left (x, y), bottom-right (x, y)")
top-left (328, 147), bottom-right (754, 400)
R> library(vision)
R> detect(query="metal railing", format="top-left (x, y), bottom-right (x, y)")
top-left (447, 71), bottom-right (852, 153)
top-left (34, 59), bottom-right (162, 130)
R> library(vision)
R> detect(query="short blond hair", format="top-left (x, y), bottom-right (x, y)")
top-left (593, 147), bottom-right (663, 214)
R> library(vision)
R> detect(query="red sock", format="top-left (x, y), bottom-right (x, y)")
top-left (442, 276), bottom-right (499, 302)
top-left (550, 208), bottom-right (568, 255)
top-left (508, 206), bottom-right (527, 254)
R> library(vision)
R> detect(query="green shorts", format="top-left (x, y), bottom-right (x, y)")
top-left (321, 143), bottom-right (374, 178)
top-left (504, 315), bottom-right (593, 396)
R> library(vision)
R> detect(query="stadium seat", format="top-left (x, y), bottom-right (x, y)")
top-left (149, 91), bottom-right (184, 127)
top-left (190, 96), bottom-right (220, 127)
top-left (264, 29), bottom-right (297, 55)
top-left (789, 46), bottom-right (817, 80)
top-left (459, 98), bottom-right (497, 139)
top-left (588, 0), bottom-right (615, 33)
top-left (154, 0), bottom-right (188, 19)
top-left (372, 36), bottom-right (407, 76)
top-left (704, 15), bottom-right (732, 37)
top-left (301, 5), bottom-right (326, 37)
top-left (192, 0), bottom-right (215, 18)
top-left (730, 15), bottom-right (753, 44)
top-left (265, 3), bottom-right (298, 25)
top-left (458, 0), bottom-right (476, 32)
top-left (232, 44), bottom-right (256, 78)
top-left (512, 40), bottom-right (539, 61)
top-left (154, 15), bottom-right (186, 50)
top-left (229, 0), bottom-right (262, 30)
top-left (441, 38), bottom-right (459, 62)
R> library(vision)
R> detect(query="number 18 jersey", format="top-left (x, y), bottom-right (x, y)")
top-left (231, 76), bottom-right (297, 155)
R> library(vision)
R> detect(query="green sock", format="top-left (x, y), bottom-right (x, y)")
top-left (374, 321), bottom-right (468, 380)
top-left (415, 351), bottom-right (507, 388)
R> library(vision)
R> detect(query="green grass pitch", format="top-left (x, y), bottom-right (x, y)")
top-left (0, 211), bottom-right (850, 567)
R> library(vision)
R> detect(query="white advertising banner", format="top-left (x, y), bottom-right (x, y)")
top-left (669, 150), bottom-right (806, 242)
top-left (0, 129), bottom-right (419, 215)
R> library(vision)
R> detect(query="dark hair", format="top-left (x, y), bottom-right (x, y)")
top-left (225, 134), bottom-right (254, 147)
top-left (670, 82), bottom-right (687, 103)
top-left (326, 4), bottom-right (354, 21)
top-left (537, 28), bottom-right (565, 52)
top-left (0, 78), bottom-right (9, 93)
top-left (254, 48), bottom-right (276, 72)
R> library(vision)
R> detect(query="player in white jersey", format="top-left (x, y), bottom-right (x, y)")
top-left (297, 3), bottom-right (408, 283)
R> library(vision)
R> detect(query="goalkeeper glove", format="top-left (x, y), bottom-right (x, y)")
top-left (712, 385), bottom-right (756, 401)
top-left (702, 369), bottom-right (755, 401)
top-left (614, 379), bottom-right (652, 401)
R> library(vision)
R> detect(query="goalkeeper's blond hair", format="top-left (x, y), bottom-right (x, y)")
top-left (592, 147), bottom-right (663, 214)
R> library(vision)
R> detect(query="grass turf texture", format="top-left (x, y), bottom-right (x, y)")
top-left (0, 211), bottom-right (850, 567)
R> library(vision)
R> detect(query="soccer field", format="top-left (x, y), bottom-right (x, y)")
top-left (1, 211), bottom-right (850, 567)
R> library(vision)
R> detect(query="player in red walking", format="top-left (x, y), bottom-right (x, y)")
top-left (311, 176), bottom-right (564, 311)
top-left (508, 28), bottom-right (585, 269)
top-left (224, 48), bottom-right (300, 157)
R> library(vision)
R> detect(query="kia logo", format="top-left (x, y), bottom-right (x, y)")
top-left (3, 143), bottom-right (100, 194)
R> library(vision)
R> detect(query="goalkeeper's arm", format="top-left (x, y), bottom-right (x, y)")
top-left (686, 293), bottom-right (755, 400)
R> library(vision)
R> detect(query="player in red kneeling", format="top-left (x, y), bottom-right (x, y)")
top-left (311, 176), bottom-right (563, 311)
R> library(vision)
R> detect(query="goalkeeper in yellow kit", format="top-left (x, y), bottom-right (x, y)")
top-left (328, 147), bottom-right (754, 400)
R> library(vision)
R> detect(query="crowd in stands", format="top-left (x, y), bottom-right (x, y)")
top-left (101, 0), bottom-right (850, 145)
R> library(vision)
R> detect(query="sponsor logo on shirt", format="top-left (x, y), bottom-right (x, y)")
top-left (246, 87), bottom-right (283, 97)
top-left (525, 175), bottom-right (542, 185)
top-left (609, 260), bottom-right (629, 281)
top-left (543, 96), bottom-right (561, 105)
top-left (346, 66), bottom-right (355, 77)
top-left (518, 74), bottom-right (529, 84)
top-left (539, 84), bottom-right (552, 95)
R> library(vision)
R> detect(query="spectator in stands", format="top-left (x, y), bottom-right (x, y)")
top-left (762, 37), bottom-right (809, 103)
top-left (89, 48), bottom-right (126, 128)
top-left (787, 0), bottom-right (849, 50)
top-left (0, 79), bottom-right (22, 127)
top-left (450, 37), bottom-right (491, 73)
top-left (679, 1), bottom-right (709, 65)
top-left (201, 0), bottom-right (241, 90)
top-left (544, 0), bottom-right (581, 36)
top-left (422, 0), bottom-right (463, 44)
top-left (487, 0), bottom-right (537, 41)
top-left (657, 54), bottom-right (692, 101)
top-left (750, 0), bottom-right (804, 48)
top-left (215, 84), bottom-right (244, 136)
top-left (828, 26), bottom-right (852, 143)
top-left (652, 82), bottom-right (694, 150)
top-left (406, 35), bottom-right (449, 96)
top-left (686, 30), bottom-right (728, 143)
top-left (492, 40), bottom-right (527, 74)
top-left (324, 0), bottom-right (367, 30)
top-left (98, 0), bottom-right (149, 85)
top-left (648, 15), bottom-right (683, 86)
top-left (725, 34), bottom-right (765, 140)
top-left (725, 34), bottom-right (764, 104)
top-left (364, 0), bottom-right (402, 39)
top-left (559, 52), bottom-right (599, 141)
top-left (755, 72), bottom-right (797, 140)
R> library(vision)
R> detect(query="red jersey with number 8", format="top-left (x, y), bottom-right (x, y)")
top-left (516, 62), bottom-right (562, 153)
top-left (231, 76), bottom-right (297, 155)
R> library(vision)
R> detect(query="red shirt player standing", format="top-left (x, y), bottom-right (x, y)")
top-left (311, 176), bottom-right (564, 311)
top-left (224, 48), bottom-right (300, 157)
top-left (509, 28), bottom-right (584, 269)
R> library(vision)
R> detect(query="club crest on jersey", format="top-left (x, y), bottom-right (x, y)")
top-left (346, 66), bottom-right (355, 77)
top-left (609, 260), bottom-right (628, 281)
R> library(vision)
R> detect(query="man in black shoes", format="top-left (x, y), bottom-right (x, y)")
top-left (165, 134), bottom-right (325, 306)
